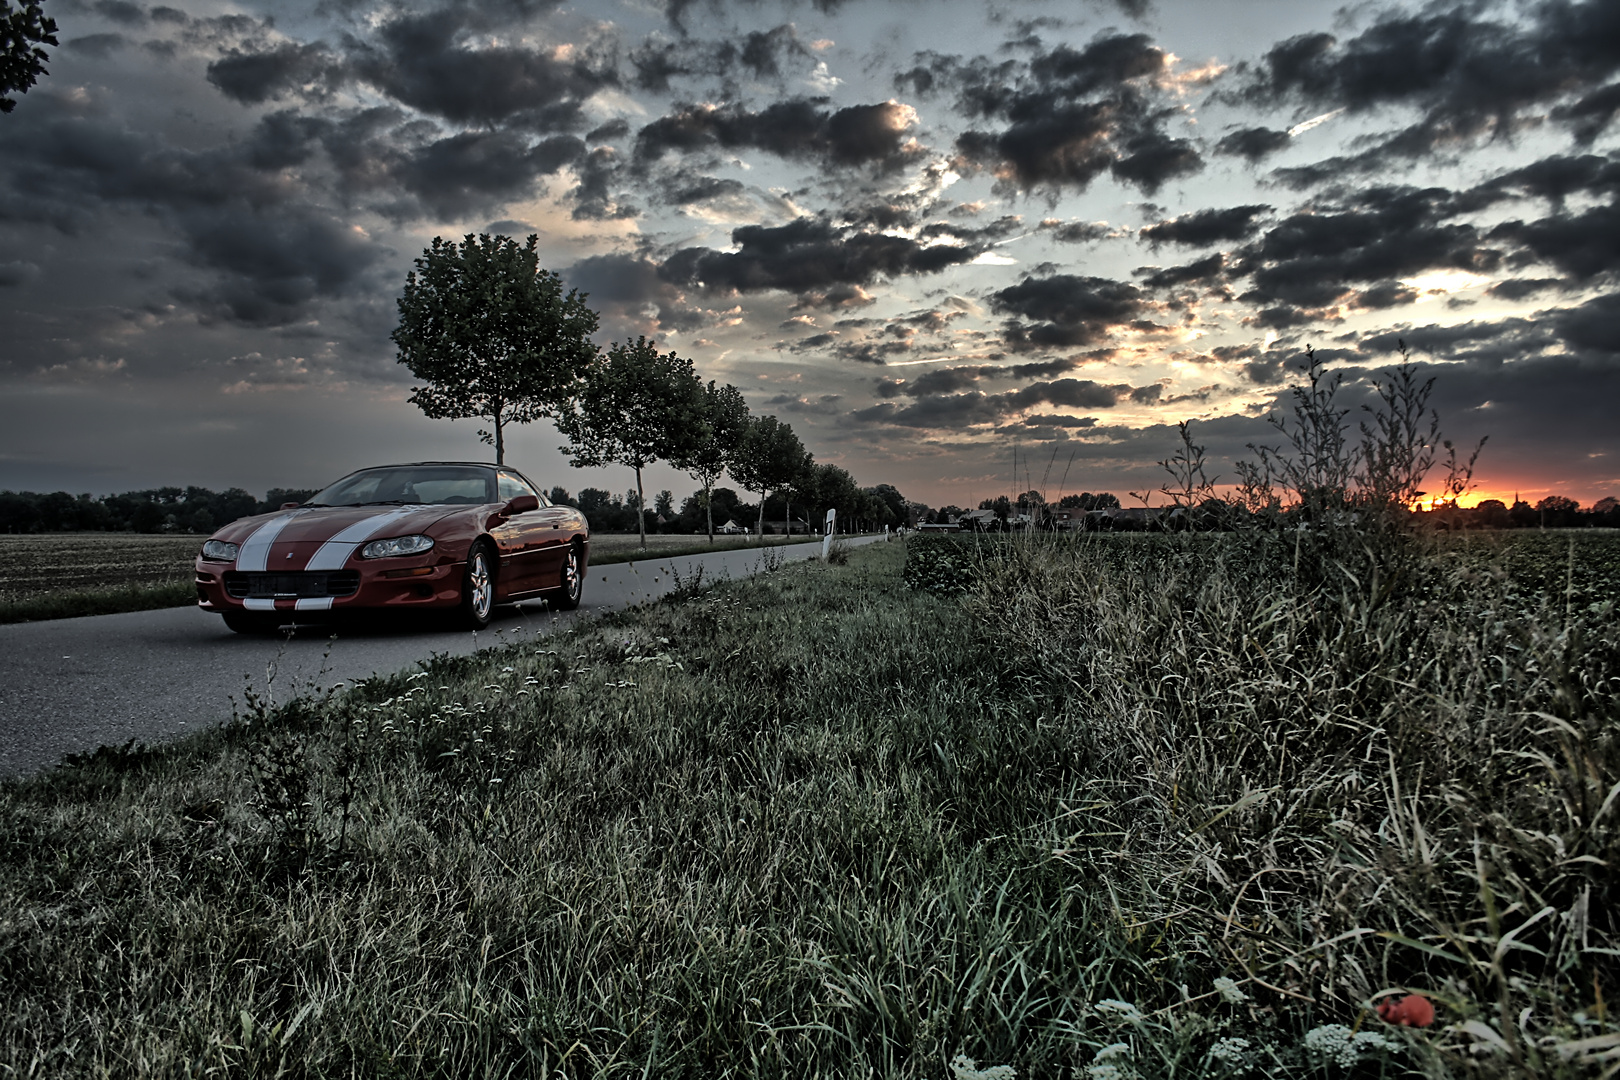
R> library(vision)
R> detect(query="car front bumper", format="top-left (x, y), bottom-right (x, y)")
top-left (194, 559), bottom-right (463, 616)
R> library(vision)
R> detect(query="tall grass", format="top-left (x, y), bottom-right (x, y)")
top-left (0, 544), bottom-right (1138, 1079)
top-left (2, 526), bottom-right (1614, 1076)
top-left (961, 526), bottom-right (1619, 1076)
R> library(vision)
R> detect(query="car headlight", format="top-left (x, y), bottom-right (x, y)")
top-left (201, 539), bottom-right (239, 561)
top-left (361, 534), bottom-right (435, 559)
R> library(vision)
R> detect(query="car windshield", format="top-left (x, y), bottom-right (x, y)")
top-left (306, 466), bottom-right (495, 507)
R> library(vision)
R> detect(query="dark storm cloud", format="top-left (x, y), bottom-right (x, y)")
top-left (172, 206), bottom-right (383, 326)
top-left (1478, 153), bottom-right (1620, 209)
top-left (628, 23), bottom-right (812, 91)
top-left (570, 146), bottom-right (636, 220)
top-left (565, 252), bottom-right (708, 332)
top-left (1490, 203), bottom-right (1620, 280)
top-left (884, 358), bottom-right (1082, 398)
top-left (1039, 218), bottom-right (1116, 243)
top-left (352, 9), bottom-right (608, 129)
top-left (1233, 1), bottom-right (1620, 168)
top-left (1137, 253), bottom-right (1225, 289)
top-left (0, 100), bottom-right (389, 325)
top-left (1554, 82), bottom-right (1620, 145)
top-left (657, 216), bottom-right (982, 296)
top-left (396, 131), bottom-right (584, 220)
top-left (659, 171), bottom-right (746, 205)
top-left (1487, 277), bottom-right (1562, 300)
top-left (1234, 186), bottom-right (1499, 310)
top-left (922, 32), bottom-right (1202, 196)
top-left (849, 374), bottom-right (1131, 429)
top-left (206, 4), bottom-right (601, 129)
top-left (207, 41), bottom-right (344, 104)
top-left (1551, 292), bottom-right (1620, 355)
top-left (66, 33), bottom-right (130, 58)
top-left (1141, 204), bottom-right (1270, 247)
top-left (1214, 125), bottom-right (1290, 161)
top-left (1355, 316), bottom-right (1553, 365)
top-left (1348, 281), bottom-right (1418, 309)
top-left (990, 273), bottom-right (1149, 349)
top-left (635, 99), bottom-right (921, 172)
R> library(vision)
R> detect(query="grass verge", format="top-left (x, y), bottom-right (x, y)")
top-left (587, 532), bottom-right (821, 565)
top-left (1, 535), bottom-right (1614, 1078)
top-left (0, 580), bottom-right (197, 624)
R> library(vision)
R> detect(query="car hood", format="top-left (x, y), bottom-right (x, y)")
top-left (213, 504), bottom-right (458, 571)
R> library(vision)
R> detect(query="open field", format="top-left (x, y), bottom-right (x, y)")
top-left (0, 534), bottom-right (203, 623)
top-left (0, 533), bottom-right (202, 601)
top-left (1, 531), bottom-right (1614, 1078)
top-left (0, 531), bottom-right (821, 623)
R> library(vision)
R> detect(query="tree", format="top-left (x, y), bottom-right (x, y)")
top-left (1, 1), bottom-right (57, 114)
top-left (670, 381), bottom-right (750, 543)
top-left (557, 337), bottom-right (708, 549)
top-left (730, 415), bottom-right (811, 540)
top-left (808, 463), bottom-right (859, 532)
top-left (393, 234), bottom-right (599, 465)
top-left (867, 483), bottom-right (907, 529)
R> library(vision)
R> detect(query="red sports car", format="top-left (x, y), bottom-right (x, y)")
top-left (194, 462), bottom-right (588, 633)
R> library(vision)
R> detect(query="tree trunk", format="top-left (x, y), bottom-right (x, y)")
top-left (635, 463), bottom-right (646, 549)
top-left (493, 403), bottom-right (505, 465)
top-left (784, 497), bottom-right (790, 540)
top-left (705, 483), bottom-right (714, 544)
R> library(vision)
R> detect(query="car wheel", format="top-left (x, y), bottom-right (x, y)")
top-left (222, 610), bottom-right (278, 635)
top-left (547, 543), bottom-right (584, 611)
top-left (459, 542), bottom-right (496, 629)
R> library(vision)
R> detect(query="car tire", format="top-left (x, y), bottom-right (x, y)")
top-left (458, 541), bottom-right (496, 629)
top-left (222, 610), bottom-right (278, 635)
top-left (546, 543), bottom-right (584, 611)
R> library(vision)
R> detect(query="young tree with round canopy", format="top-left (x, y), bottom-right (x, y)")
top-left (730, 415), bottom-right (812, 541)
top-left (556, 337), bottom-right (708, 549)
top-left (670, 381), bottom-right (751, 544)
top-left (392, 234), bottom-right (599, 465)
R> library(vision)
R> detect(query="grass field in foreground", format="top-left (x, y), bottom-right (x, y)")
top-left (0, 531), bottom-right (820, 624)
top-left (1, 533), bottom-right (1614, 1078)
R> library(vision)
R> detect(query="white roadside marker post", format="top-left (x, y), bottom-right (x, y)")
top-left (822, 509), bottom-right (836, 559)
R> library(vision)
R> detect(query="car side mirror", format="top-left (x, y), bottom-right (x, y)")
top-left (502, 494), bottom-right (540, 515)
top-left (280, 502), bottom-right (301, 510)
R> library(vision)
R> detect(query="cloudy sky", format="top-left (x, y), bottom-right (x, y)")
top-left (2, 0), bottom-right (1617, 508)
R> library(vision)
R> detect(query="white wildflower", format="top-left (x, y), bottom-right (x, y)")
top-left (1082, 1041), bottom-right (1135, 1079)
top-left (1094, 999), bottom-right (1144, 1024)
top-left (1214, 976), bottom-right (1248, 1004)
top-left (948, 1052), bottom-right (1016, 1080)
top-left (1209, 1037), bottom-right (1251, 1065)
top-left (1302, 1025), bottom-right (1401, 1069)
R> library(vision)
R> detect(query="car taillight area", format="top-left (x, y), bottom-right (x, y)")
top-left (222, 570), bottom-right (362, 599)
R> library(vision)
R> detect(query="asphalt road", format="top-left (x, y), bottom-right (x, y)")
top-left (0, 536), bottom-right (882, 779)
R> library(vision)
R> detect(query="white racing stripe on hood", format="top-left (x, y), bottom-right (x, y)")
top-left (305, 506), bottom-right (425, 571)
top-left (235, 511), bottom-right (303, 572)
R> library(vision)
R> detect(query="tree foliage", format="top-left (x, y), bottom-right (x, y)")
top-left (670, 380), bottom-right (750, 542)
top-left (557, 337), bottom-right (707, 547)
top-left (393, 234), bottom-right (599, 465)
top-left (729, 415), bottom-right (810, 537)
top-left (1, 1), bottom-right (56, 114)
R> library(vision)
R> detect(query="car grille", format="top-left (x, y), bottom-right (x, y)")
top-left (223, 571), bottom-right (361, 599)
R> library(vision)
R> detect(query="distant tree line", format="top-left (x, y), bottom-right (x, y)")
top-left (0, 486), bottom-right (319, 534)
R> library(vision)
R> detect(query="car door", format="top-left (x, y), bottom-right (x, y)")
top-left (492, 471), bottom-right (545, 595)
top-left (511, 469), bottom-right (571, 592)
